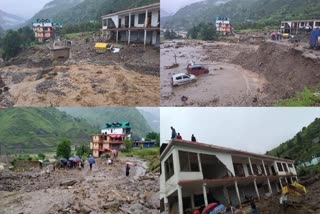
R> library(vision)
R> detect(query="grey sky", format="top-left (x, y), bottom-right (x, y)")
top-left (0, 0), bottom-right (51, 19)
top-left (161, 0), bottom-right (203, 13)
top-left (161, 107), bottom-right (320, 154)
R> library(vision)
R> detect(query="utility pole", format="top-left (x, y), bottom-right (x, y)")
top-left (174, 53), bottom-right (177, 64)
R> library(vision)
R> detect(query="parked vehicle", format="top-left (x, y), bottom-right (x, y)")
top-left (187, 64), bottom-right (209, 76)
top-left (171, 73), bottom-right (197, 86)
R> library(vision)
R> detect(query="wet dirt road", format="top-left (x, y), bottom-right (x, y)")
top-left (160, 40), bottom-right (267, 106)
top-left (0, 157), bottom-right (160, 214)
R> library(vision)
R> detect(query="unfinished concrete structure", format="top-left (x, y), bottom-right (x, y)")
top-left (101, 2), bottom-right (160, 46)
top-left (215, 17), bottom-right (232, 35)
top-left (160, 140), bottom-right (298, 214)
top-left (280, 19), bottom-right (320, 34)
top-left (90, 122), bottom-right (132, 157)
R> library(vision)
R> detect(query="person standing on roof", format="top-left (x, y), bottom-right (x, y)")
top-left (191, 134), bottom-right (196, 142)
top-left (171, 127), bottom-right (177, 139)
top-left (177, 133), bottom-right (182, 140)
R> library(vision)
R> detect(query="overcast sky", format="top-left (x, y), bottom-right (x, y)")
top-left (161, 0), bottom-right (203, 13)
top-left (0, 0), bottom-right (51, 19)
top-left (160, 108), bottom-right (320, 154)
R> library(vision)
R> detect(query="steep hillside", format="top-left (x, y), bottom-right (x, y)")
top-left (0, 10), bottom-right (25, 30)
top-left (268, 118), bottom-right (320, 163)
top-left (163, 0), bottom-right (320, 30)
top-left (57, 107), bottom-right (153, 140)
top-left (28, 0), bottom-right (84, 23)
top-left (0, 108), bottom-right (96, 153)
top-left (137, 108), bottom-right (160, 132)
top-left (27, 0), bottom-right (158, 25)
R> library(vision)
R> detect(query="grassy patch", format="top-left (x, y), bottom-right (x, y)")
top-left (120, 147), bottom-right (160, 172)
top-left (276, 88), bottom-right (320, 107)
top-left (64, 32), bottom-right (94, 40)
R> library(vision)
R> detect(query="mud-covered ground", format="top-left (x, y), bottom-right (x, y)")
top-left (0, 157), bottom-right (160, 214)
top-left (160, 38), bottom-right (320, 106)
top-left (0, 37), bottom-right (160, 107)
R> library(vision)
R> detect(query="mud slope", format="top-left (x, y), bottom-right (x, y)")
top-left (233, 42), bottom-right (320, 104)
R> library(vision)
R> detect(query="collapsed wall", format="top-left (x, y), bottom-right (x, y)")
top-left (233, 42), bottom-right (320, 104)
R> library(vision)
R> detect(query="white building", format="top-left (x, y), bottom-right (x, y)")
top-left (160, 139), bottom-right (298, 214)
top-left (101, 2), bottom-right (160, 46)
top-left (280, 19), bottom-right (320, 34)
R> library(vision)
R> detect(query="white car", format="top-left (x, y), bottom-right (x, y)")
top-left (171, 73), bottom-right (197, 86)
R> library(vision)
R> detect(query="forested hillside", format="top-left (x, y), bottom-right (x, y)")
top-left (268, 118), bottom-right (320, 163)
top-left (163, 0), bottom-right (320, 30)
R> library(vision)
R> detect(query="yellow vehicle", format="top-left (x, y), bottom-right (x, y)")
top-left (280, 182), bottom-right (306, 205)
top-left (94, 43), bottom-right (113, 53)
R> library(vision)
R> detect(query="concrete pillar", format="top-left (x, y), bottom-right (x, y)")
top-left (274, 161), bottom-right (279, 175)
top-left (234, 180), bottom-right (241, 208)
top-left (203, 183), bottom-right (208, 206)
top-left (197, 153), bottom-right (203, 174)
top-left (267, 178), bottom-right (272, 194)
top-left (144, 9), bottom-right (148, 46)
top-left (285, 162), bottom-right (289, 175)
top-left (248, 157), bottom-right (254, 176)
top-left (254, 179), bottom-right (260, 200)
top-left (284, 177), bottom-right (288, 185)
top-left (279, 177), bottom-right (283, 188)
top-left (164, 197), bottom-right (169, 214)
top-left (290, 177), bottom-right (293, 184)
top-left (191, 194), bottom-right (195, 210)
top-left (116, 30), bottom-right (119, 43)
top-left (262, 160), bottom-right (267, 176)
top-left (295, 176), bottom-right (299, 182)
top-left (178, 185), bottom-right (183, 214)
top-left (128, 13), bottom-right (131, 45)
top-left (223, 186), bottom-right (230, 205)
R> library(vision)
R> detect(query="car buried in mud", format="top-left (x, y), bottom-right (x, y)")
top-left (187, 64), bottom-right (209, 75)
top-left (171, 73), bottom-right (197, 86)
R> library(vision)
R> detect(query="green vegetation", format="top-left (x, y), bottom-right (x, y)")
top-left (267, 117), bottom-right (320, 163)
top-left (76, 143), bottom-right (91, 158)
top-left (57, 107), bottom-right (153, 140)
top-left (163, 30), bottom-right (182, 40)
top-left (56, 139), bottom-right (72, 159)
top-left (121, 147), bottom-right (160, 172)
top-left (0, 27), bottom-right (35, 60)
top-left (37, 153), bottom-right (46, 160)
top-left (60, 21), bottom-right (101, 38)
top-left (0, 108), bottom-right (96, 154)
top-left (145, 132), bottom-right (160, 146)
top-left (29, 0), bottom-right (159, 25)
top-left (298, 164), bottom-right (320, 177)
top-left (188, 23), bottom-right (217, 40)
top-left (276, 88), bottom-right (320, 107)
top-left (163, 0), bottom-right (320, 31)
top-left (123, 139), bottom-right (133, 152)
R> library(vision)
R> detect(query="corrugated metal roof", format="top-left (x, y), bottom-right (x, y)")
top-left (101, 121), bottom-right (131, 129)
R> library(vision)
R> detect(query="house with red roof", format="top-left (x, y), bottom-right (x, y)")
top-left (90, 121), bottom-right (132, 157)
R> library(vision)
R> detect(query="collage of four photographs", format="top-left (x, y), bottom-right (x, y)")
top-left (0, 0), bottom-right (320, 213)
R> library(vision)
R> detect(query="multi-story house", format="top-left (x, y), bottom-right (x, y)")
top-left (90, 121), bottom-right (132, 157)
top-left (101, 2), bottom-right (160, 46)
top-left (280, 19), bottom-right (320, 34)
top-left (160, 139), bottom-right (297, 214)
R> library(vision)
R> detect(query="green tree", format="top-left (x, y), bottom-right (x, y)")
top-left (76, 143), bottom-right (91, 157)
top-left (123, 139), bottom-right (133, 152)
top-left (145, 132), bottom-right (158, 141)
top-left (37, 153), bottom-right (46, 160)
top-left (56, 139), bottom-right (72, 159)
top-left (2, 30), bottom-right (21, 60)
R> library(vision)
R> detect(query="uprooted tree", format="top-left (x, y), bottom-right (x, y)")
top-left (56, 139), bottom-right (72, 159)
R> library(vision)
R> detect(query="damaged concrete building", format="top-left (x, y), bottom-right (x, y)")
top-left (90, 122), bottom-right (132, 157)
top-left (280, 19), bottom-right (320, 34)
top-left (160, 140), bottom-right (298, 214)
top-left (101, 2), bottom-right (160, 46)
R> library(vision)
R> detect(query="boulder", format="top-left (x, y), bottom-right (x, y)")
top-left (60, 179), bottom-right (77, 186)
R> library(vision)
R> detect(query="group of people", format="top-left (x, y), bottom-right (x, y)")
top-left (170, 126), bottom-right (197, 142)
